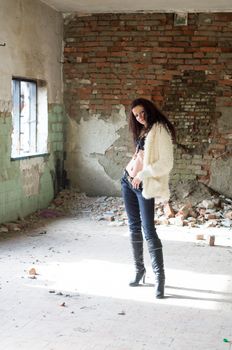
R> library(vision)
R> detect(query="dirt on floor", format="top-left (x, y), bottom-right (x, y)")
top-left (1, 180), bottom-right (231, 236)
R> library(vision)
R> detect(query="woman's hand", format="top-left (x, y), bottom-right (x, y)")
top-left (131, 177), bottom-right (142, 189)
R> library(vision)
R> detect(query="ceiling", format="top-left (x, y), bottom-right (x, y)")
top-left (41, 0), bottom-right (232, 14)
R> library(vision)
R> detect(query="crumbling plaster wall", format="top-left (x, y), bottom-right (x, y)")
top-left (0, 0), bottom-right (64, 224)
top-left (208, 107), bottom-right (232, 196)
top-left (65, 105), bottom-right (130, 195)
top-left (63, 12), bottom-right (232, 197)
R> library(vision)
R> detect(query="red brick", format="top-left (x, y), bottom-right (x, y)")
top-left (63, 12), bottom-right (232, 189)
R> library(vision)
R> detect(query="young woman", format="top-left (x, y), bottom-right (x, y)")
top-left (121, 98), bottom-right (175, 299)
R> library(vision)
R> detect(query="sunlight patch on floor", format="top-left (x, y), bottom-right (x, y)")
top-left (24, 259), bottom-right (231, 309)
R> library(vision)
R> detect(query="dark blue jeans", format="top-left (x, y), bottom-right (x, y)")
top-left (121, 173), bottom-right (162, 248)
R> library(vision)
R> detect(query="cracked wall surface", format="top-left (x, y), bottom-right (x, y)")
top-left (65, 105), bottom-right (129, 195)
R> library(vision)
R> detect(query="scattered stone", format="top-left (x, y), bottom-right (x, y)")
top-left (108, 221), bottom-right (125, 227)
top-left (4, 223), bottom-right (21, 231)
top-left (176, 203), bottom-right (192, 220)
top-left (118, 310), bottom-right (126, 315)
top-left (0, 226), bottom-right (8, 233)
top-left (28, 268), bottom-right (37, 276)
top-left (196, 234), bottom-right (204, 240)
top-left (1, 184), bottom-right (231, 232)
top-left (174, 217), bottom-right (184, 227)
top-left (164, 203), bottom-right (175, 218)
top-left (204, 220), bottom-right (218, 228)
top-left (225, 210), bottom-right (232, 220)
top-left (168, 218), bottom-right (176, 225)
top-left (187, 217), bottom-right (197, 223)
top-left (198, 208), bottom-right (206, 216)
top-left (207, 235), bottom-right (215, 246)
top-left (221, 219), bottom-right (232, 228)
top-left (103, 213), bottom-right (115, 222)
top-left (188, 222), bottom-right (198, 228)
top-left (189, 208), bottom-right (198, 218)
top-left (28, 275), bottom-right (37, 279)
top-left (205, 213), bottom-right (218, 220)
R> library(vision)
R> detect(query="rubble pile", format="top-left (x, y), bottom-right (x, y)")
top-left (166, 180), bottom-right (232, 229)
top-left (49, 184), bottom-right (232, 229)
top-left (50, 190), bottom-right (125, 224)
top-left (155, 197), bottom-right (232, 228)
top-left (0, 181), bottom-right (232, 233)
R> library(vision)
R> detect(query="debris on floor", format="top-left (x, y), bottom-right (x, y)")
top-left (28, 267), bottom-right (37, 276)
top-left (47, 187), bottom-right (231, 229)
top-left (0, 180), bottom-right (232, 233)
top-left (118, 310), bottom-right (126, 315)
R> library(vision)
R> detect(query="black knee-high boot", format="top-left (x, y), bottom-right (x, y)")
top-left (147, 238), bottom-right (165, 298)
top-left (129, 233), bottom-right (146, 286)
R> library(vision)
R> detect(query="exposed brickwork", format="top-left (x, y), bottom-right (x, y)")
top-left (63, 13), bottom-right (232, 195)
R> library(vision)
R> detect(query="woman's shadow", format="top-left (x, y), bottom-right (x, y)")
top-left (138, 283), bottom-right (232, 302)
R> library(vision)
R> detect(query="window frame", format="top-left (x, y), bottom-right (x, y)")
top-left (11, 77), bottom-right (49, 160)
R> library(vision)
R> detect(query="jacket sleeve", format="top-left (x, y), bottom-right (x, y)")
top-left (137, 125), bottom-right (173, 180)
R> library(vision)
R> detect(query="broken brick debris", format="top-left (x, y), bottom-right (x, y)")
top-left (28, 268), bottom-right (37, 276)
top-left (0, 184), bottom-right (232, 233)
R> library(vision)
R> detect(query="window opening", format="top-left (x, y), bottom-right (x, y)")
top-left (11, 78), bottom-right (48, 158)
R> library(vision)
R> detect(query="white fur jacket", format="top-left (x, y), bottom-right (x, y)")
top-left (137, 123), bottom-right (174, 202)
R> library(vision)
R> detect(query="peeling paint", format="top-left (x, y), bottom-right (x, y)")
top-left (208, 106), bottom-right (232, 198)
top-left (67, 105), bottom-right (127, 155)
top-left (20, 158), bottom-right (45, 196)
top-left (0, 100), bottom-right (12, 113)
top-left (217, 107), bottom-right (232, 131)
top-left (209, 157), bottom-right (232, 197)
top-left (65, 105), bottom-right (128, 195)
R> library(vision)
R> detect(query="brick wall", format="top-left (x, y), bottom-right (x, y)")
top-left (63, 13), bottom-right (232, 197)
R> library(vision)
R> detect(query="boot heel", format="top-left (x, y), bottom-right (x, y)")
top-left (129, 269), bottom-right (146, 287)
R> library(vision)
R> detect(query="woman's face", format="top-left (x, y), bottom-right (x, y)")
top-left (132, 105), bottom-right (147, 127)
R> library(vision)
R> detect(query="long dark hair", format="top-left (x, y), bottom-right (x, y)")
top-left (129, 98), bottom-right (176, 143)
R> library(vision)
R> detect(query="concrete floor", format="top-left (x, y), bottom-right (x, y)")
top-left (0, 216), bottom-right (232, 350)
